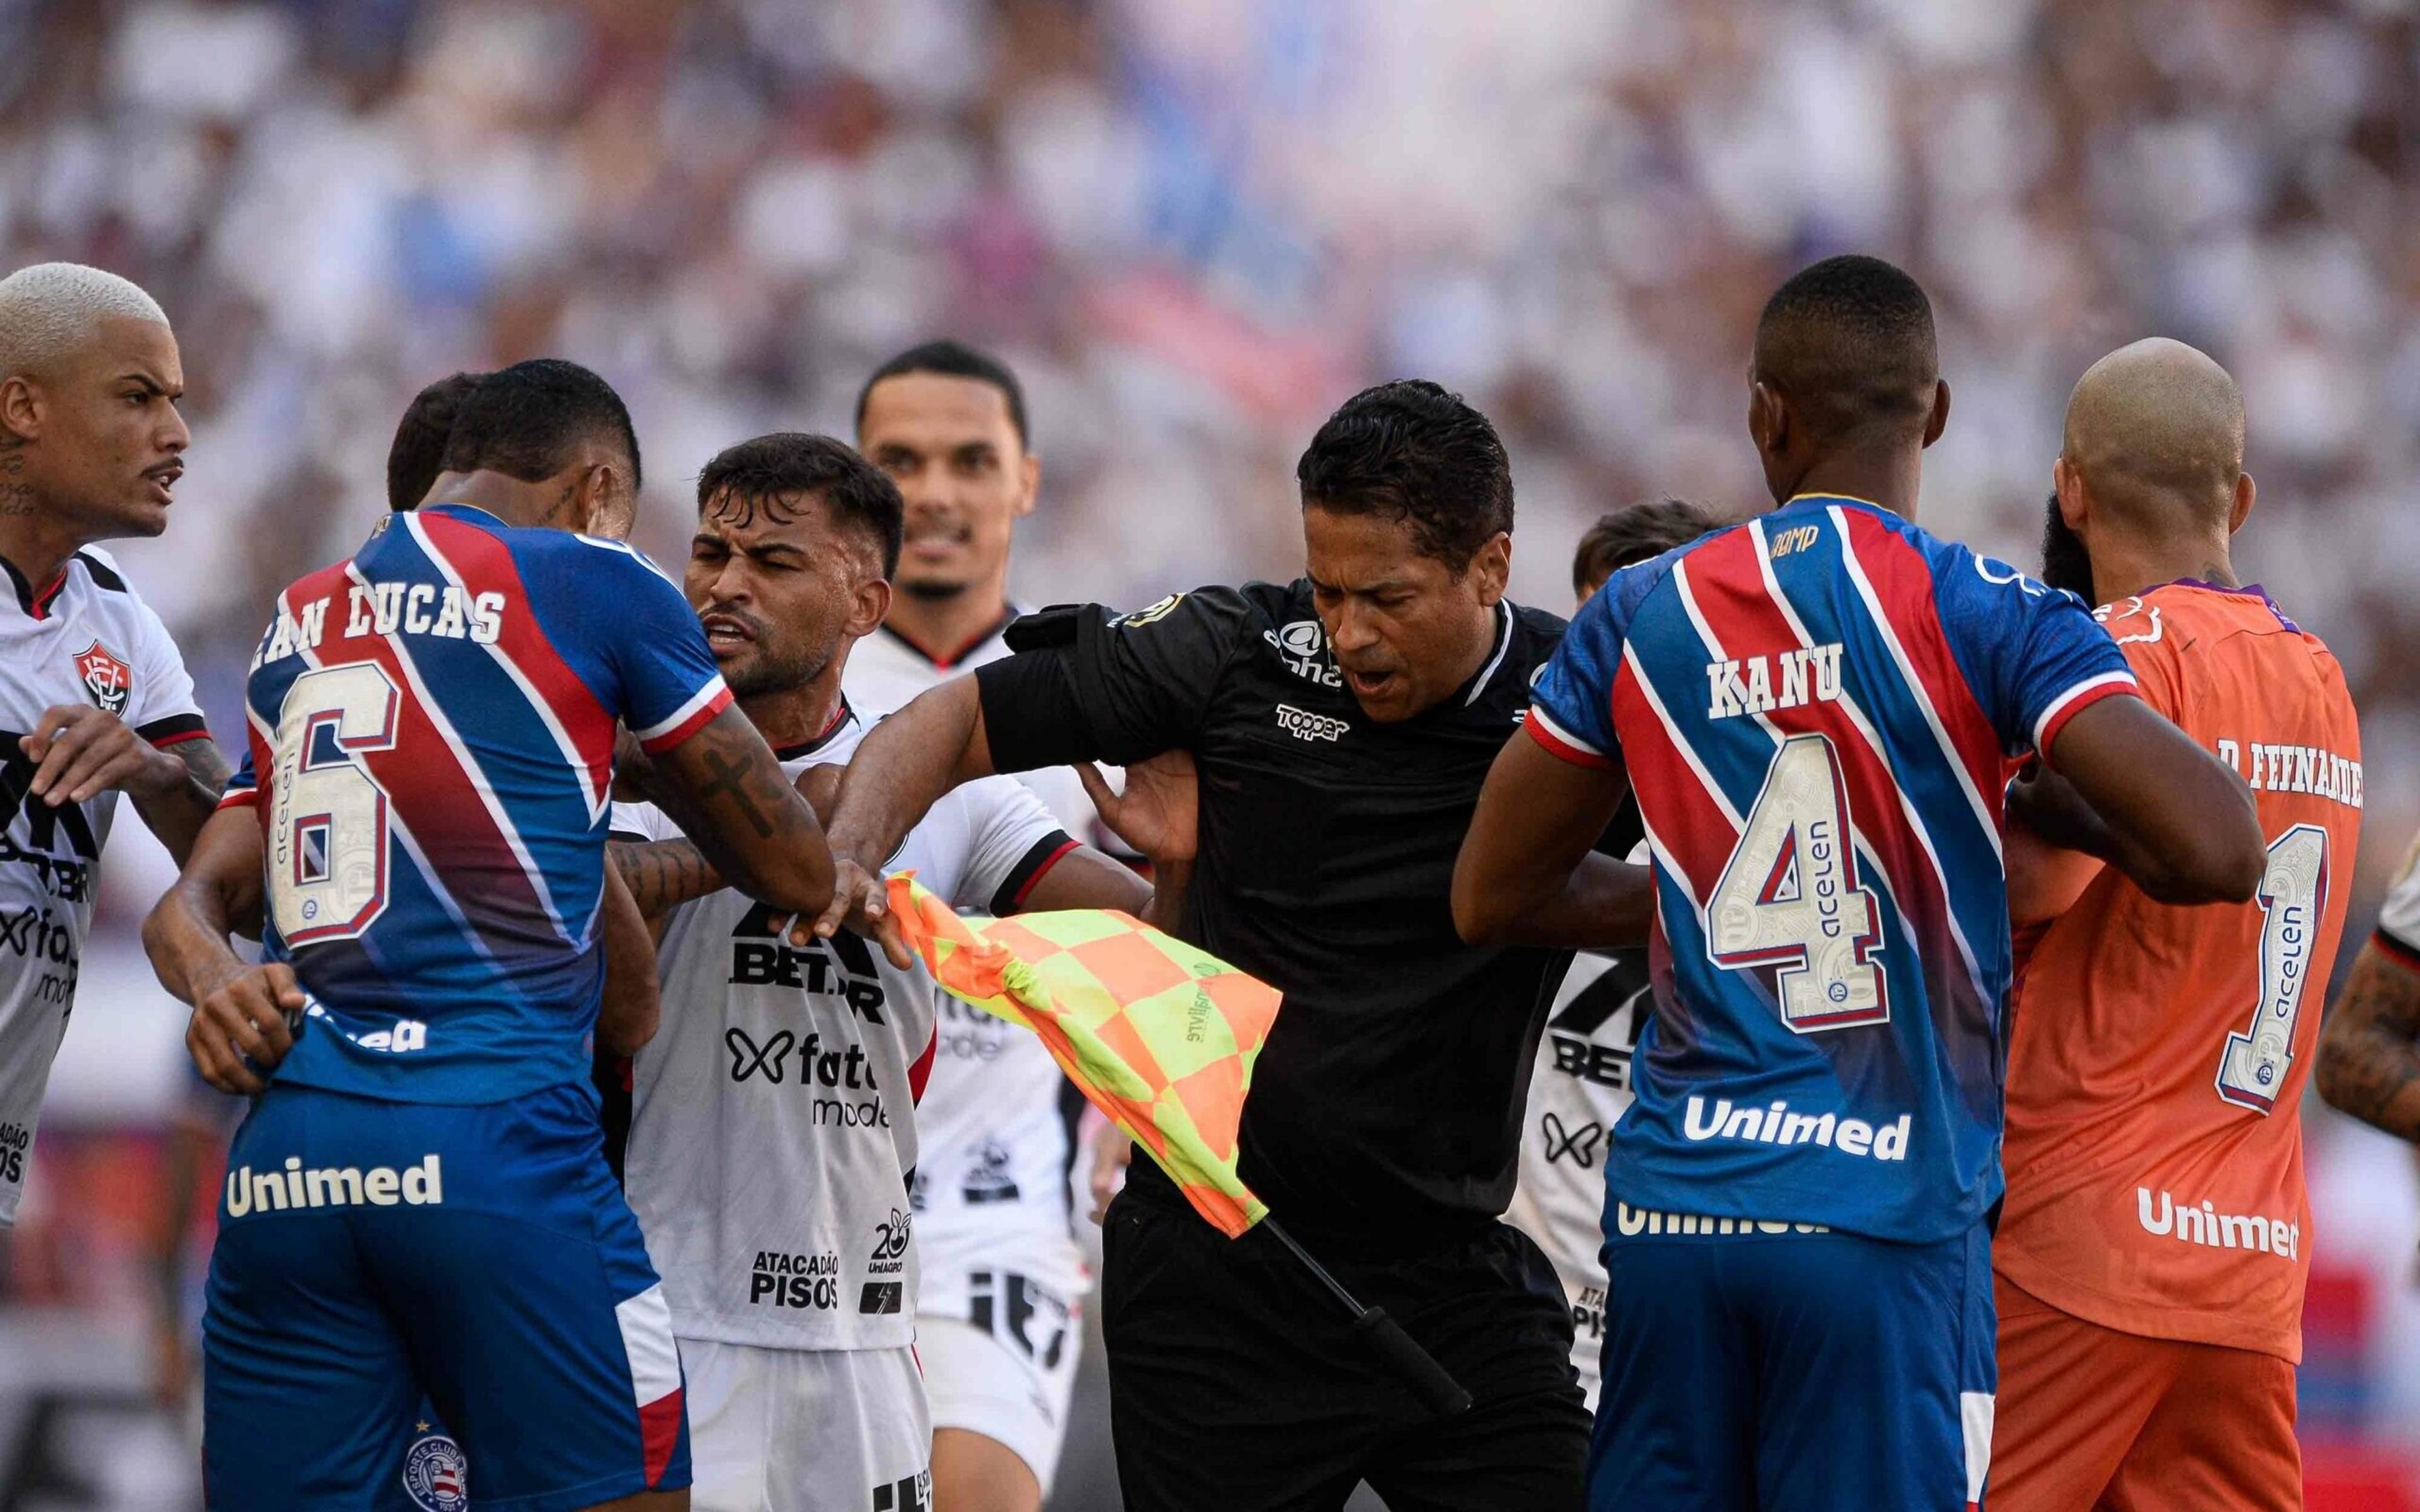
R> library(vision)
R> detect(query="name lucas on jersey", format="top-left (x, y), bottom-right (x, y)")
top-left (251, 585), bottom-right (507, 669)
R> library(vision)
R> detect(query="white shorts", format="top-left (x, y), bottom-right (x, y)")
top-left (918, 1293), bottom-right (1083, 1497)
top-left (680, 1337), bottom-right (930, 1512)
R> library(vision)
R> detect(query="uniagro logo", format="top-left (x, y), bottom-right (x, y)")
top-left (402, 1431), bottom-right (469, 1512)
top-left (860, 1206), bottom-right (912, 1315)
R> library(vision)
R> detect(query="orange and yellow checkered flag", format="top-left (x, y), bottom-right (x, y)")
top-left (887, 875), bottom-right (1281, 1238)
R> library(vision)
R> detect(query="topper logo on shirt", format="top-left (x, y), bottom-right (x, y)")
top-left (72, 641), bottom-right (130, 716)
top-left (1276, 704), bottom-right (1349, 743)
top-left (1705, 643), bottom-right (1843, 721)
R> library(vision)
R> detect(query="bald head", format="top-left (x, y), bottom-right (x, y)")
top-left (0, 263), bottom-right (171, 382)
top-left (2061, 338), bottom-right (2244, 532)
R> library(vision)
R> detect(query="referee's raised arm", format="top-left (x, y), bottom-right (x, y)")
top-left (816, 672), bottom-right (1000, 955)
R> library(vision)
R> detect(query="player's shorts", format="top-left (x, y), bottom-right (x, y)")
top-left (1566, 1279), bottom-right (1608, 1411)
top-left (1991, 1276), bottom-right (2298, 1511)
top-left (682, 1337), bottom-right (930, 1512)
top-left (202, 1081), bottom-right (689, 1512)
top-left (1589, 1209), bottom-right (1994, 1512)
top-left (917, 1293), bottom-right (1083, 1496)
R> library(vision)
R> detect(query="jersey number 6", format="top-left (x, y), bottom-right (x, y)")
top-left (1706, 734), bottom-right (1889, 1033)
top-left (268, 663), bottom-right (400, 946)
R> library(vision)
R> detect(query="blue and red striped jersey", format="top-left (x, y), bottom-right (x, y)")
top-left (1528, 493), bottom-right (2137, 1242)
top-left (222, 503), bottom-right (731, 1104)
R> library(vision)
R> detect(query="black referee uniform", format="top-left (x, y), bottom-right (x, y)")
top-left (976, 581), bottom-right (1589, 1510)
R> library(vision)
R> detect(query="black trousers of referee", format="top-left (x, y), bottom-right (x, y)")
top-left (1101, 1190), bottom-right (1589, 1510)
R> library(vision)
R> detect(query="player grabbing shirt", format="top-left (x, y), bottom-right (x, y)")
top-left (1991, 342), bottom-right (2363, 1511)
top-left (0, 263), bottom-right (226, 1225)
top-left (848, 341), bottom-right (1118, 1509)
top-left (1455, 258), bottom-right (2266, 1512)
top-left (1504, 498), bottom-right (1713, 1408)
top-left (824, 381), bottom-right (1595, 1511)
top-left (599, 433), bottom-right (1181, 1512)
top-left (144, 361), bottom-right (838, 1512)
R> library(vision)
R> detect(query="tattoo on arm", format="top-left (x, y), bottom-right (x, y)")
top-left (610, 839), bottom-right (726, 917)
top-left (691, 746), bottom-right (781, 839)
top-left (2316, 946), bottom-right (2420, 1143)
top-left (650, 706), bottom-right (833, 916)
top-left (172, 738), bottom-right (232, 805)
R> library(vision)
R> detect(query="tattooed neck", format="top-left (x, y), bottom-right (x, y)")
top-left (0, 437), bottom-right (34, 518)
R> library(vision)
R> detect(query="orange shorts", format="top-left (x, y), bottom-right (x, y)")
top-left (1991, 1276), bottom-right (2300, 1511)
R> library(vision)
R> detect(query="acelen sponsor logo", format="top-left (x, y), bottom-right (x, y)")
top-left (224, 1154), bottom-right (443, 1217)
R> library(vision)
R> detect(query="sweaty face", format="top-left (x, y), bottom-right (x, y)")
top-left (686, 489), bottom-right (871, 701)
top-left (1302, 505), bottom-right (1507, 723)
top-left (858, 372), bottom-right (1034, 600)
top-left (14, 317), bottom-right (188, 539)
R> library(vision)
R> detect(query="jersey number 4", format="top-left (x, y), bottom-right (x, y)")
top-left (268, 663), bottom-right (400, 946)
top-left (2215, 824), bottom-right (2328, 1114)
top-left (1706, 734), bottom-right (1888, 1033)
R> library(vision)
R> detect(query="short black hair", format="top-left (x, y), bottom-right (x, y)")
top-left (1294, 380), bottom-right (1513, 570)
top-left (855, 339), bottom-right (1028, 448)
top-left (1574, 497), bottom-right (1716, 596)
top-left (697, 432), bottom-right (905, 578)
top-left (438, 358), bottom-right (642, 489)
top-left (1753, 255), bottom-right (1938, 447)
top-left (388, 372), bottom-right (483, 512)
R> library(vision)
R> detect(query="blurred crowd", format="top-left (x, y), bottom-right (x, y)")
top-left (4, 0), bottom-right (2420, 1500)
top-left (4, 0), bottom-right (2418, 857)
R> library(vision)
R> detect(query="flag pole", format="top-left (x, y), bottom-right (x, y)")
top-left (1259, 1217), bottom-right (1473, 1418)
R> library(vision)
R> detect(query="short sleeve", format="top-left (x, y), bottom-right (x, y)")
top-left (2377, 829), bottom-right (2420, 969)
top-left (584, 544), bottom-right (733, 753)
top-left (124, 592), bottom-right (209, 745)
top-left (217, 748), bottom-right (261, 811)
top-left (945, 776), bottom-right (1077, 915)
top-left (1935, 549), bottom-right (2138, 758)
top-left (976, 588), bottom-right (1252, 770)
top-left (609, 798), bottom-right (672, 846)
top-left (2095, 596), bottom-right (2186, 721)
top-left (1526, 576), bottom-right (1625, 769)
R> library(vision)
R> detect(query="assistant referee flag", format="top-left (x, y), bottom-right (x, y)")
top-left (887, 875), bottom-right (1281, 1237)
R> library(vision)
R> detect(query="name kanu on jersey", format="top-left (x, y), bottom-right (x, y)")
top-left (251, 585), bottom-right (507, 668)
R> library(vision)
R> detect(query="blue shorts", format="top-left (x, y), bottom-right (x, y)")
top-left (202, 1081), bottom-right (689, 1512)
top-left (1589, 1209), bottom-right (1995, 1511)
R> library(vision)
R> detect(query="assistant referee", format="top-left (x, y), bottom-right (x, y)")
top-left (821, 381), bottom-right (1647, 1509)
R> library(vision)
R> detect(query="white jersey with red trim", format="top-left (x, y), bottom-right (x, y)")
top-left (843, 610), bottom-right (1103, 1314)
top-left (614, 709), bottom-right (1072, 1352)
top-left (0, 546), bottom-right (205, 1223)
top-left (1506, 946), bottom-right (1647, 1409)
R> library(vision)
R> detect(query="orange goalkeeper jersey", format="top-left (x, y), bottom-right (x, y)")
top-left (1997, 581), bottom-right (2361, 1363)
